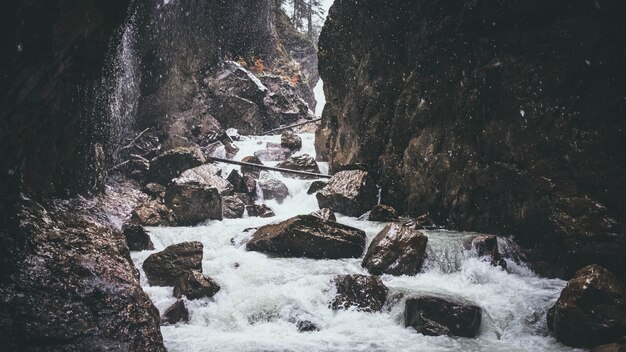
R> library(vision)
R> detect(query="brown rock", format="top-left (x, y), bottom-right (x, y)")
top-left (143, 242), bottom-right (204, 286)
top-left (131, 200), bottom-right (174, 226)
top-left (149, 146), bottom-right (205, 184)
top-left (316, 170), bottom-right (377, 216)
top-left (222, 195), bottom-right (246, 219)
top-left (165, 180), bottom-right (223, 225)
top-left (331, 274), bottom-right (388, 312)
top-left (122, 223), bottom-right (155, 251)
top-left (276, 154), bottom-right (321, 179)
top-left (591, 344), bottom-right (626, 352)
top-left (161, 300), bottom-right (189, 325)
top-left (241, 156), bottom-right (264, 178)
top-left (362, 223), bottom-right (428, 276)
top-left (246, 204), bottom-right (276, 218)
top-left (281, 131), bottom-right (303, 150)
top-left (246, 215), bottom-right (366, 259)
top-left (143, 183), bottom-right (167, 200)
top-left (258, 172), bottom-right (290, 203)
top-left (307, 180), bottom-right (327, 194)
top-left (173, 270), bottom-right (221, 300)
top-left (368, 204), bottom-right (398, 222)
top-left (405, 296), bottom-right (482, 337)
top-left (311, 208), bottom-right (337, 221)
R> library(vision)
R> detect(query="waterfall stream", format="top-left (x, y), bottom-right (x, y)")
top-left (130, 134), bottom-right (580, 352)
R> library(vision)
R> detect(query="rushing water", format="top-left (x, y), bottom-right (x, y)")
top-left (131, 133), bottom-right (580, 352)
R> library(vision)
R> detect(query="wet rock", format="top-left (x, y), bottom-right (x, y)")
top-left (165, 180), bottom-right (223, 225)
top-left (404, 296), bottom-right (482, 337)
top-left (122, 223), bottom-right (155, 251)
top-left (548, 265), bottom-right (626, 348)
top-left (143, 242), bottom-right (204, 286)
top-left (173, 270), bottom-right (221, 300)
top-left (591, 344), bottom-right (626, 352)
top-left (143, 183), bottom-right (167, 200)
top-left (161, 300), bottom-right (189, 325)
top-left (254, 146), bottom-right (293, 162)
top-left (296, 320), bottom-right (319, 332)
top-left (227, 170), bottom-right (257, 196)
top-left (241, 156), bottom-right (264, 178)
top-left (148, 146), bottom-right (205, 184)
top-left (331, 274), bottom-right (388, 312)
top-left (222, 196), bottom-right (246, 219)
top-left (131, 199), bottom-right (175, 226)
top-left (403, 213), bottom-right (439, 230)
top-left (127, 154), bottom-right (150, 181)
top-left (471, 234), bottom-right (507, 269)
top-left (307, 180), bottom-right (327, 194)
top-left (281, 131), bottom-right (303, 150)
top-left (258, 172), bottom-right (290, 204)
top-left (368, 204), bottom-right (399, 222)
top-left (245, 204), bottom-right (276, 218)
top-left (247, 215), bottom-right (366, 259)
top-left (277, 154), bottom-right (321, 179)
top-left (362, 223), bottom-right (428, 276)
top-left (316, 170), bottom-right (378, 217)
top-left (311, 208), bottom-right (337, 222)
top-left (175, 164), bottom-right (232, 196)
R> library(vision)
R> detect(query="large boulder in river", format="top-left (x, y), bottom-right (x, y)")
top-left (222, 195), bottom-right (246, 219)
top-left (404, 296), bottom-right (482, 337)
top-left (246, 215), bottom-right (366, 259)
top-left (258, 172), bottom-right (290, 203)
top-left (368, 204), bottom-right (399, 222)
top-left (316, 170), bottom-right (378, 216)
top-left (122, 223), bottom-right (155, 251)
top-left (143, 242), bottom-right (204, 286)
top-left (281, 131), bottom-right (302, 150)
top-left (547, 265), bottom-right (626, 348)
top-left (362, 223), bottom-right (428, 276)
top-left (148, 146), bottom-right (205, 184)
top-left (174, 164), bottom-right (233, 196)
top-left (331, 274), bottom-right (389, 312)
top-left (277, 154), bottom-right (321, 179)
top-left (173, 270), bottom-right (221, 300)
top-left (165, 180), bottom-right (223, 225)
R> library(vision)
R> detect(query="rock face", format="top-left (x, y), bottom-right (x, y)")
top-left (317, 0), bottom-right (626, 280)
top-left (331, 274), bottom-right (389, 312)
top-left (173, 270), bottom-right (221, 300)
top-left (149, 147), bottom-right (206, 184)
top-left (316, 170), bottom-right (378, 217)
top-left (405, 296), bottom-right (482, 338)
top-left (368, 205), bottom-right (399, 222)
top-left (246, 215), bottom-right (366, 259)
top-left (277, 154), bottom-right (321, 179)
top-left (123, 223), bottom-right (155, 251)
top-left (165, 180), bottom-right (223, 225)
top-left (362, 223), bottom-right (428, 276)
top-left (143, 242), bottom-right (204, 286)
top-left (548, 265), bottom-right (626, 348)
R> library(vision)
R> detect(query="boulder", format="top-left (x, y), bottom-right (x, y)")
top-left (404, 296), bottom-right (482, 338)
top-left (307, 180), bottom-right (327, 195)
top-left (362, 223), bottom-right (428, 276)
top-left (246, 215), bottom-right (366, 259)
top-left (548, 265), bottom-right (626, 348)
top-left (471, 234), bottom-right (507, 269)
top-left (131, 200), bottom-right (175, 226)
top-left (143, 242), bottom-right (204, 286)
top-left (161, 300), bottom-right (189, 325)
top-left (241, 156), bottom-right (264, 178)
top-left (227, 169), bottom-right (257, 196)
top-left (143, 182), bottom-right (167, 200)
top-left (165, 180), bottom-right (223, 225)
top-left (276, 154), bottom-right (321, 179)
top-left (245, 203), bottom-right (276, 218)
top-left (405, 212), bottom-right (439, 230)
top-left (281, 131), bottom-right (303, 150)
top-left (254, 146), bottom-right (293, 162)
top-left (316, 170), bottom-right (378, 216)
top-left (148, 146), bottom-right (205, 184)
top-left (174, 164), bottom-right (233, 196)
top-left (122, 223), bottom-right (155, 251)
top-left (368, 204), bottom-right (398, 222)
top-left (173, 270), bottom-right (221, 300)
top-left (222, 195), bottom-right (246, 219)
top-left (331, 274), bottom-right (388, 312)
top-left (258, 172), bottom-right (290, 203)
top-left (311, 208), bottom-right (336, 222)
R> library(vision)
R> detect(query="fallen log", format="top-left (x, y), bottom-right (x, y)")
top-left (261, 118), bottom-right (321, 135)
top-left (208, 156), bottom-right (331, 179)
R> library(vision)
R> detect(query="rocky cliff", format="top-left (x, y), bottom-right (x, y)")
top-left (317, 0), bottom-right (626, 280)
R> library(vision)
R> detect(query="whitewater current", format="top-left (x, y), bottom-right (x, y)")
top-left (131, 133), bottom-right (581, 352)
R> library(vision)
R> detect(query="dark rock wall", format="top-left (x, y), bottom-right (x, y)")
top-left (318, 0), bottom-right (626, 280)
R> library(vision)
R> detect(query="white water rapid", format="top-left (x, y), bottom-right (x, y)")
top-left (131, 134), bottom-right (581, 352)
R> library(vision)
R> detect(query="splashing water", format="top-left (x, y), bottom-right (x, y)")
top-left (131, 133), bottom-right (579, 352)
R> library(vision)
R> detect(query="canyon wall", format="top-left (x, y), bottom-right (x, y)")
top-left (317, 0), bottom-right (626, 280)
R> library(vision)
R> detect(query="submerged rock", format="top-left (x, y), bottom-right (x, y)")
top-left (307, 180), bottom-right (327, 194)
top-left (161, 300), bottom-right (189, 325)
top-left (331, 274), bottom-right (388, 312)
top-left (258, 172), bottom-right (290, 203)
top-left (548, 264), bottom-right (626, 348)
top-left (173, 270), bottom-right (221, 300)
top-left (316, 170), bottom-right (377, 216)
top-left (276, 154), bottom-right (321, 179)
top-left (165, 180), bottom-right (223, 225)
top-left (368, 204), bottom-right (399, 222)
top-left (311, 208), bottom-right (337, 222)
top-left (246, 203), bottom-right (276, 218)
top-left (246, 215), bottom-right (366, 258)
top-left (122, 223), bottom-right (155, 251)
top-left (362, 223), bottom-right (428, 276)
top-left (281, 131), bottom-right (303, 150)
top-left (143, 242), bottom-right (204, 286)
top-left (404, 296), bottom-right (482, 337)
top-left (222, 195), bottom-right (246, 219)
top-left (148, 146), bottom-right (205, 184)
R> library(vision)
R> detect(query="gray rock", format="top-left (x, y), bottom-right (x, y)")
top-left (281, 131), bottom-right (302, 150)
top-left (258, 172), bottom-right (290, 203)
top-left (246, 203), bottom-right (275, 218)
top-left (222, 195), bottom-right (246, 219)
top-left (174, 164), bottom-right (233, 196)
top-left (276, 154), bottom-right (321, 179)
top-left (362, 223), bottom-right (428, 276)
top-left (316, 170), bottom-right (377, 217)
